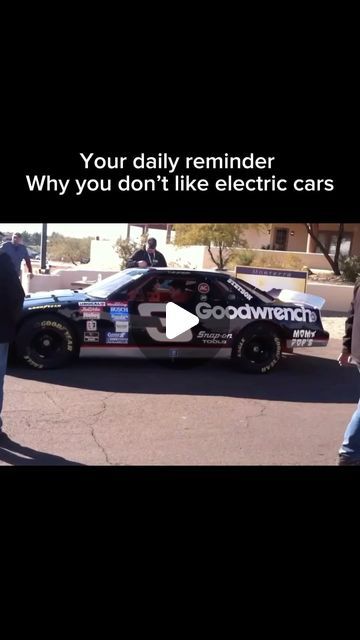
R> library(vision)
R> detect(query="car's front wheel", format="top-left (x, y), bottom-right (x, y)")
top-left (233, 323), bottom-right (282, 373)
top-left (16, 314), bottom-right (78, 369)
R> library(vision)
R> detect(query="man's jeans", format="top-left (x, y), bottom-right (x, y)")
top-left (0, 343), bottom-right (9, 428)
top-left (339, 368), bottom-right (360, 460)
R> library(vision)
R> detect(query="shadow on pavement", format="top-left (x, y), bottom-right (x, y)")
top-left (8, 346), bottom-right (359, 404)
top-left (0, 435), bottom-right (84, 466)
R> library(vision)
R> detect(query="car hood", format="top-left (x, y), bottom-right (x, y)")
top-left (23, 289), bottom-right (101, 307)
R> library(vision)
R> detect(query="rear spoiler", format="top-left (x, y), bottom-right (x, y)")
top-left (277, 289), bottom-right (326, 310)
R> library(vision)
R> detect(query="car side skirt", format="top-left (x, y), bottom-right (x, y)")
top-left (80, 346), bottom-right (232, 360)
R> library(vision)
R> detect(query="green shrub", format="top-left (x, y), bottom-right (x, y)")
top-left (341, 255), bottom-right (360, 283)
top-left (229, 250), bottom-right (307, 272)
top-left (116, 238), bottom-right (138, 270)
top-left (227, 249), bottom-right (254, 271)
top-left (233, 249), bottom-right (256, 266)
top-left (252, 252), bottom-right (303, 270)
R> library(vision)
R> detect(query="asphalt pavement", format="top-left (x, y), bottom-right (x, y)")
top-left (1, 338), bottom-right (358, 466)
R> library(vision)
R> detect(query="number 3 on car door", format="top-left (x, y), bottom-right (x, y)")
top-left (138, 303), bottom-right (193, 343)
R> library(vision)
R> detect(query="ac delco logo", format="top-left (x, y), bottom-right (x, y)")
top-left (196, 302), bottom-right (317, 323)
top-left (198, 283), bottom-right (210, 294)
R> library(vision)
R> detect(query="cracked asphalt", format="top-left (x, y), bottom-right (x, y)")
top-left (1, 338), bottom-right (358, 466)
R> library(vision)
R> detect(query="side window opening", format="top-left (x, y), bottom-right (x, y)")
top-left (128, 278), bottom-right (161, 302)
top-left (128, 277), bottom-right (199, 304)
top-left (213, 279), bottom-right (233, 297)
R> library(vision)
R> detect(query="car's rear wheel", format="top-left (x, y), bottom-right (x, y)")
top-left (233, 323), bottom-right (282, 373)
top-left (16, 314), bottom-right (78, 369)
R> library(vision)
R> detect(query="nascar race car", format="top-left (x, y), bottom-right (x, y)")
top-left (14, 268), bottom-right (329, 373)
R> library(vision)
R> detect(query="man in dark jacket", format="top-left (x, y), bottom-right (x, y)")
top-left (127, 238), bottom-right (167, 268)
top-left (0, 232), bottom-right (34, 278)
top-left (0, 247), bottom-right (25, 435)
top-left (338, 277), bottom-right (360, 465)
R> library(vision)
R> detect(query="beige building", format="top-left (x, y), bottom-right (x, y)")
top-left (269, 223), bottom-right (360, 257)
top-left (126, 222), bottom-right (359, 258)
top-left (126, 223), bottom-right (271, 250)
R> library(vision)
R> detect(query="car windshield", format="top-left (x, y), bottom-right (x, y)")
top-left (84, 269), bottom-right (145, 299)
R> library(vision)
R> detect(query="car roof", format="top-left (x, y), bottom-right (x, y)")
top-left (127, 268), bottom-right (231, 277)
top-left (126, 268), bottom-right (275, 301)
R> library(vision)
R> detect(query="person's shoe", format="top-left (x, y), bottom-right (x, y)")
top-left (338, 454), bottom-right (360, 466)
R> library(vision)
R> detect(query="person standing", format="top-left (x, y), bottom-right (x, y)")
top-left (127, 238), bottom-right (167, 268)
top-left (0, 232), bottom-right (34, 278)
top-left (0, 248), bottom-right (25, 436)
top-left (338, 277), bottom-right (360, 465)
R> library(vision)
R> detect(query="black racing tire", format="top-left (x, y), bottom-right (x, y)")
top-left (232, 323), bottom-right (282, 374)
top-left (15, 314), bottom-right (78, 370)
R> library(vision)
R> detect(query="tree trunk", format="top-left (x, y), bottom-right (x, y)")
top-left (303, 223), bottom-right (341, 275)
top-left (219, 244), bottom-right (224, 270)
top-left (207, 245), bottom-right (219, 268)
top-left (334, 223), bottom-right (345, 275)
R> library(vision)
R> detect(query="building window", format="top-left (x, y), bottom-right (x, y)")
top-left (316, 232), bottom-right (353, 257)
top-left (273, 228), bottom-right (289, 251)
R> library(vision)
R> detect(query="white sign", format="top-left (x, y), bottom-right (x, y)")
top-left (236, 266), bottom-right (308, 295)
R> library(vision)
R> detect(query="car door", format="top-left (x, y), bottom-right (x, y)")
top-left (129, 276), bottom-right (183, 348)
top-left (128, 275), bottom-right (207, 350)
top-left (193, 276), bottom-right (235, 349)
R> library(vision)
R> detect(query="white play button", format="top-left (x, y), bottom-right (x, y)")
top-left (166, 302), bottom-right (199, 340)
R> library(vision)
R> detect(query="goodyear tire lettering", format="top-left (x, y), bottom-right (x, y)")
top-left (234, 326), bottom-right (282, 374)
top-left (16, 314), bottom-right (77, 370)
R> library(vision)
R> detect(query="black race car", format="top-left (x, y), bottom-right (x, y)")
top-left (14, 268), bottom-right (329, 373)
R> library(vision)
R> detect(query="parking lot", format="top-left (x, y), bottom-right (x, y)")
top-left (1, 335), bottom-right (358, 466)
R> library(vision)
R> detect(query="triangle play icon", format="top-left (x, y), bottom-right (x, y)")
top-left (166, 302), bottom-right (200, 340)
